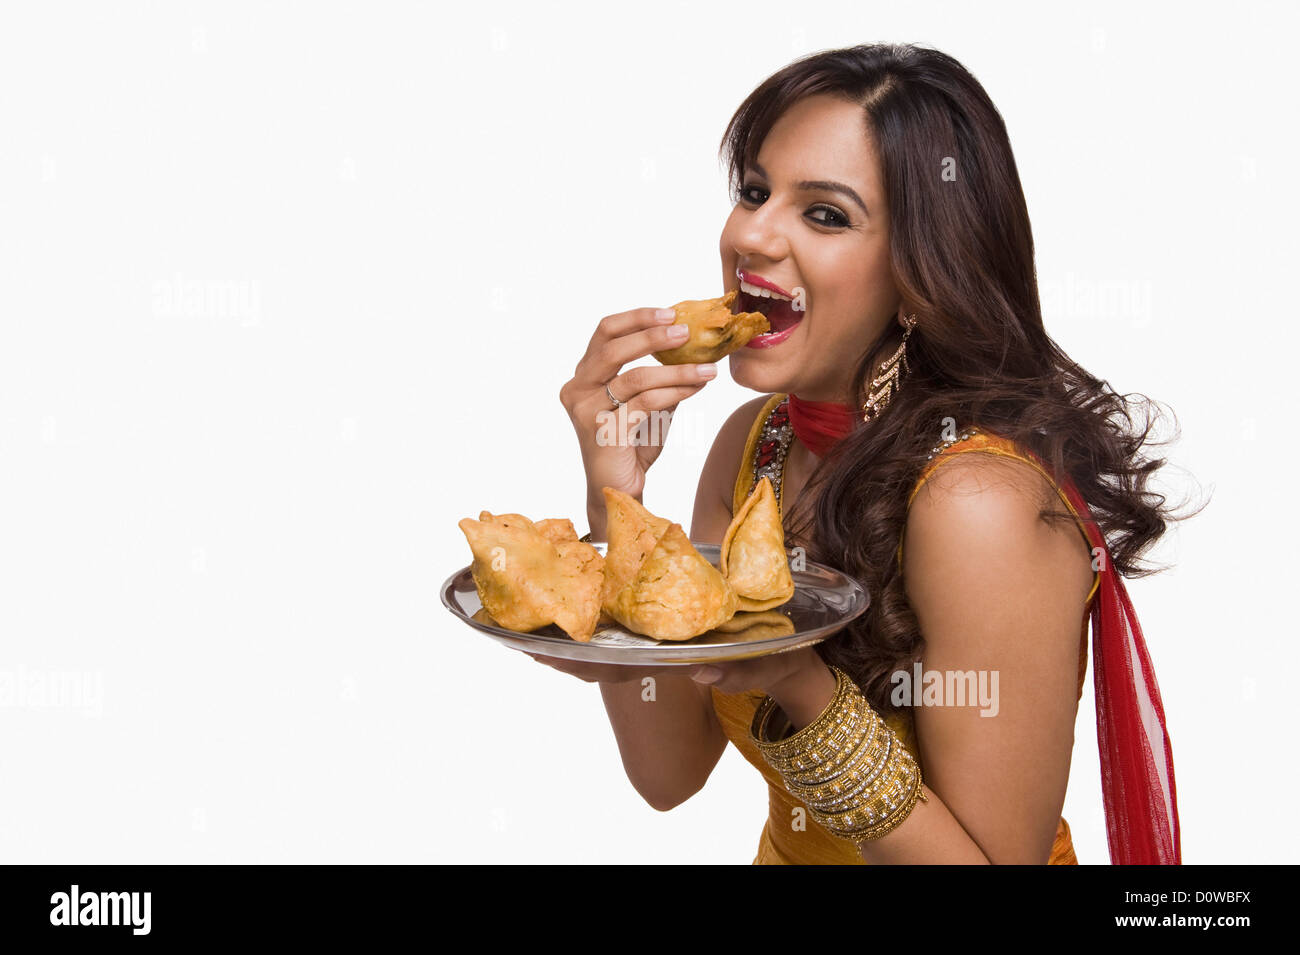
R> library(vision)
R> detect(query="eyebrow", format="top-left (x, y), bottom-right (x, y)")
top-left (748, 160), bottom-right (870, 216)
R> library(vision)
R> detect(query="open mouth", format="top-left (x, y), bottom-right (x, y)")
top-left (732, 287), bottom-right (804, 336)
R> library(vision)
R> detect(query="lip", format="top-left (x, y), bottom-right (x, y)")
top-left (744, 316), bottom-right (802, 349)
top-left (736, 267), bottom-right (794, 300)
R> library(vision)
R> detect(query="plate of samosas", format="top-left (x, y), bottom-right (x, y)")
top-left (441, 477), bottom-right (869, 665)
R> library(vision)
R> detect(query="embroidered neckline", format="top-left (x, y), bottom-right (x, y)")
top-left (747, 396), bottom-right (794, 514)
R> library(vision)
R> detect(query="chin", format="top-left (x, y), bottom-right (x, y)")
top-left (728, 349), bottom-right (796, 396)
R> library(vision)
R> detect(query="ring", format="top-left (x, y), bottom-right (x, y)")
top-left (604, 381), bottom-right (623, 409)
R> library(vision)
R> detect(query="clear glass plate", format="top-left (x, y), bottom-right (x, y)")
top-left (439, 542), bottom-right (869, 665)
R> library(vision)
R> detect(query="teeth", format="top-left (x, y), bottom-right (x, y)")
top-left (739, 279), bottom-right (791, 302)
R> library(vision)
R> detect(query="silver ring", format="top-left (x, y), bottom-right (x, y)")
top-left (604, 381), bottom-right (623, 409)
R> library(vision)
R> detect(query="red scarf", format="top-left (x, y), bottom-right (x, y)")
top-left (787, 393), bottom-right (858, 457)
top-left (786, 391), bottom-right (1182, 864)
top-left (1041, 455), bottom-right (1182, 864)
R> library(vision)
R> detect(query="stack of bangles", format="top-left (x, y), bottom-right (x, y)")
top-left (750, 664), bottom-right (928, 846)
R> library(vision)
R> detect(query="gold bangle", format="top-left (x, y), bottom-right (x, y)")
top-left (816, 740), bottom-right (917, 820)
top-left (817, 780), bottom-right (925, 844)
top-left (785, 715), bottom-right (893, 806)
top-left (753, 664), bottom-right (930, 845)
top-left (812, 748), bottom-right (926, 841)
top-left (751, 666), bottom-right (855, 769)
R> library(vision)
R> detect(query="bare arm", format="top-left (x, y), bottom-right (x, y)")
top-left (591, 396), bottom-right (771, 810)
top-left (855, 453), bottom-right (1095, 863)
top-left (717, 451), bottom-right (1095, 860)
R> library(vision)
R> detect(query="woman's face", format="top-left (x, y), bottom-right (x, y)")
top-left (721, 93), bottom-right (902, 404)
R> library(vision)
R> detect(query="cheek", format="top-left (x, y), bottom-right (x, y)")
top-left (816, 247), bottom-right (892, 315)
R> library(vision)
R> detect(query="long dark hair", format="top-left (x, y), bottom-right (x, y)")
top-left (719, 43), bottom-right (1205, 713)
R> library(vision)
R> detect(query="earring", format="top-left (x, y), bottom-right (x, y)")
top-left (861, 314), bottom-right (917, 422)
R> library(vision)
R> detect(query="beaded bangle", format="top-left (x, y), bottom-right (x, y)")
top-left (751, 664), bottom-right (928, 846)
top-left (751, 666), bottom-right (855, 767)
top-left (813, 735), bottom-right (919, 821)
top-left (820, 768), bottom-right (926, 844)
top-left (785, 716), bottom-right (893, 806)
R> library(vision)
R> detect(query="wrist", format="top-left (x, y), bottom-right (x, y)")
top-left (768, 660), bottom-right (838, 731)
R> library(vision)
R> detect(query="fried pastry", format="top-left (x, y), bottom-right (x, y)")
top-left (720, 476), bottom-right (795, 611)
top-left (534, 518), bottom-right (579, 544)
top-left (457, 511), bottom-right (604, 642)
top-left (600, 487), bottom-right (739, 639)
top-left (653, 290), bottom-right (769, 365)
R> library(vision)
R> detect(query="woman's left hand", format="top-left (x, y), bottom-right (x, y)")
top-left (687, 646), bottom-right (838, 730)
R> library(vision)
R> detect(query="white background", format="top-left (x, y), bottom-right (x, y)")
top-left (1, 0), bottom-right (1295, 863)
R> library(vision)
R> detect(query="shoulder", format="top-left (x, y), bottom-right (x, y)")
top-left (909, 446), bottom-right (1057, 532)
top-left (903, 447), bottom-right (1095, 625)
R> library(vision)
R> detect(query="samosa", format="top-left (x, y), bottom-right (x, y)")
top-left (720, 476), bottom-right (795, 611)
top-left (652, 290), bottom-right (769, 365)
top-left (600, 487), bottom-right (738, 639)
top-left (457, 511), bottom-right (604, 642)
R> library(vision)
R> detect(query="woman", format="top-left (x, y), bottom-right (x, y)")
top-left (544, 43), bottom-right (1189, 864)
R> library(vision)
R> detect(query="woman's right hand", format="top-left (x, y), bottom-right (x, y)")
top-left (558, 307), bottom-right (717, 533)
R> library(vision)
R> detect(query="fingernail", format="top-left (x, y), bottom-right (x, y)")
top-left (655, 308), bottom-right (677, 321)
top-left (696, 363), bottom-right (716, 378)
top-left (667, 325), bottom-right (689, 340)
top-left (691, 666), bottom-right (722, 684)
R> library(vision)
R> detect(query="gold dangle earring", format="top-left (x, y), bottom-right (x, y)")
top-left (861, 314), bottom-right (918, 423)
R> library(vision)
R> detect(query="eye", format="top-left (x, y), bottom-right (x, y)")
top-left (807, 205), bottom-right (850, 228)
top-left (736, 184), bottom-right (850, 229)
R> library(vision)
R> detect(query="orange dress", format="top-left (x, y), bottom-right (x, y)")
top-left (710, 393), bottom-right (1101, 864)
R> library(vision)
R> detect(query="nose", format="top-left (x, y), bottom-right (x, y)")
top-left (728, 201), bottom-right (790, 264)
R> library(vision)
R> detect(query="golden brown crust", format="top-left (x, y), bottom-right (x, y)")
top-left (653, 290), bottom-right (769, 364)
top-left (534, 517), bottom-right (580, 544)
top-left (599, 487), bottom-right (739, 639)
top-left (599, 487), bottom-right (672, 610)
top-left (457, 511), bottom-right (604, 642)
top-left (603, 521), bottom-right (739, 640)
top-left (720, 476), bottom-right (795, 611)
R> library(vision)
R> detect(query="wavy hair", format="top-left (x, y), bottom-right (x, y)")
top-left (719, 43), bottom-right (1205, 713)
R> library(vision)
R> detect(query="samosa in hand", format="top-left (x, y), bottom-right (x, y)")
top-left (720, 476), bottom-right (795, 611)
top-left (652, 290), bottom-right (769, 365)
top-left (600, 487), bottom-right (738, 640)
top-left (457, 511), bottom-right (604, 642)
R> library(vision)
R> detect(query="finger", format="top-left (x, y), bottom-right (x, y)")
top-left (576, 321), bottom-right (691, 387)
top-left (606, 362), bottom-right (717, 405)
top-left (690, 660), bottom-right (767, 695)
top-left (626, 380), bottom-right (711, 415)
top-left (570, 370), bottom-right (710, 435)
top-left (591, 307), bottom-right (677, 347)
top-left (528, 654), bottom-right (601, 682)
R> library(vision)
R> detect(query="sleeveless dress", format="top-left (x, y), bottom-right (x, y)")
top-left (709, 393), bottom-right (1102, 865)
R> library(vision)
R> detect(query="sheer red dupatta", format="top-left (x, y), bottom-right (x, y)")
top-left (1037, 457), bottom-right (1183, 865)
top-left (785, 393), bottom-right (1183, 865)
